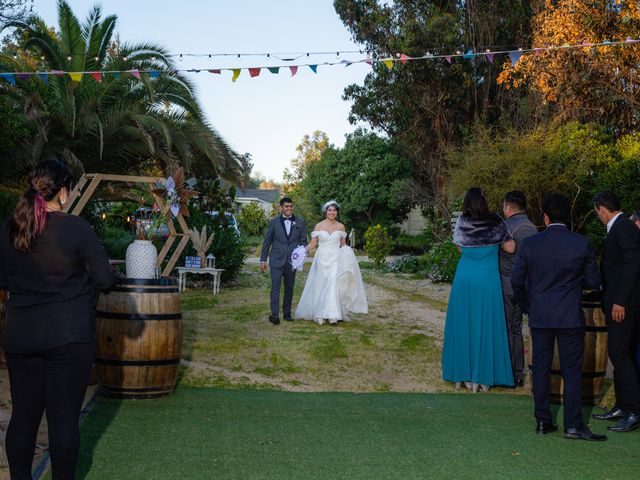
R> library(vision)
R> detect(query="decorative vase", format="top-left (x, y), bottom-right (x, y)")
top-left (126, 240), bottom-right (158, 279)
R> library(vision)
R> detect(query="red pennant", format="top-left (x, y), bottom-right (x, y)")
top-left (90, 72), bottom-right (102, 83)
top-left (249, 68), bottom-right (261, 78)
top-left (365, 58), bottom-right (373, 65)
top-left (400, 54), bottom-right (409, 64)
top-left (208, 69), bottom-right (221, 74)
top-left (289, 66), bottom-right (298, 76)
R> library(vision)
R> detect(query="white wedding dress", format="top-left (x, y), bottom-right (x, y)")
top-left (295, 231), bottom-right (368, 324)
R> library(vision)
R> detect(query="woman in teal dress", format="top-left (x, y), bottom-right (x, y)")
top-left (442, 187), bottom-right (516, 392)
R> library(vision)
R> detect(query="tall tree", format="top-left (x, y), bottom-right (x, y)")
top-left (334, 0), bottom-right (533, 210)
top-left (498, 0), bottom-right (640, 134)
top-left (0, 0), bottom-right (240, 180)
top-left (0, 0), bottom-right (31, 29)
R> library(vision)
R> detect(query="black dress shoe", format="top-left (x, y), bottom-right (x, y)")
top-left (284, 315), bottom-right (293, 322)
top-left (607, 413), bottom-right (640, 433)
top-left (592, 407), bottom-right (625, 421)
top-left (536, 422), bottom-right (558, 434)
top-left (564, 424), bottom-right (607, 441)
top-left (515, 378), bottom-right (525, 388)
top-left (268, 315), bottom-right (280, 325)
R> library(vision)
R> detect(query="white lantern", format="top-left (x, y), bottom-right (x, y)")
top-left (206, 254), bottom-right (215, 269)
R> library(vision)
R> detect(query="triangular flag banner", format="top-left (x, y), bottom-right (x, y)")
top-left (208, 69), bottom-right (221, 74)
top-left (509, 51), bottom-right (522, 66)
top-left (112, 72), bottom-right (120, 80)
top-left (90, 72), bottom-right (102, 83)
top-left (267, 67), bottom-right (279, 74)
top-left (400, 54), bottom-right (409, 64)
top-left (148, 71), bottom-right (161, 78)
top-left (38, 73), bottom-right (48, 84)
top-left (625, 37), bottom-right (637, 43)
top-left (52, 70), bottom-right (65, 77)
top-left (445, 55), bottom-right (452, 63)
top-left (289, 66), bottom-right (298, 76)
top-left (248, 68), bottom-right (261, 77)
top-left (231, 68), bottom-right (241, 82)
top-left (365, 57), bottom-right (373, 65)
top-left (485, 53), bottom-right (494, 63)
top-left (602, 39), bottom-right (611, 45)
top-left (309, 64), bottom-right (318, 73)
top-left (534, 48), bottom-right (543, 55)
top-left (0, 73), bottom-right (16, 85)
top-left (68, 72), bottom-right (82, 82)
top-left (16, 73), bottom-right (30, 80)
top-left (383, 59), bottom-right (393, 69)
top-left (128, 69), bottom-right (141, 79)
top-left (463, 50), bottom-right (475, 59)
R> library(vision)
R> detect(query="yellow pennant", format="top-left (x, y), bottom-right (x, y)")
top-left (383, 59), bottom-right (394, 69)
top-left (68, 72), bottom-right (83, 82)
top-left (231, 69), bottom-right (241, 82)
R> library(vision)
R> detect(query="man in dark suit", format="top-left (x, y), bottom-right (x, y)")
top-left (592, 190), bottom-right (640, 432)
top-left (512, 193), bottom-right (606, 440)
top-left (260, 197), bottom-right (308, 325)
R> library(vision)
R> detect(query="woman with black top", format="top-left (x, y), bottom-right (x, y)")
top-left (0, 160), bottom-right (118, 480)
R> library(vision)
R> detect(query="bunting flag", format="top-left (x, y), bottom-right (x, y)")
top-left (0, 73), bottom-right (15, 85)
top-left (509, 51), bottom-right (522, 66)
top-left (1, 37), bottom-right (639, 85)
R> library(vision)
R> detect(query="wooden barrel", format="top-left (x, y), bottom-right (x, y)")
top-left (528, 290), bottom-right (608, 405)
top-left (95, 278), bottom-right (182, 398)
top-left (0, 289), bottom-right (6, 366)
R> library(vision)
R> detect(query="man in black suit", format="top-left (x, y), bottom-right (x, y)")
top-left (512, 193), bottom-right (606, 440)
top-left (593, 190), bottom-right (640, 432)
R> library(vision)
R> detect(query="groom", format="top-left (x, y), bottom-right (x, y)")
top-left (260, 197), bottom-right (307, 325)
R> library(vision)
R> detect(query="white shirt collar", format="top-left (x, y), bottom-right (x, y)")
top-left (607, 212), bottom-right (623, 233)
top-left (547, 223), bottom-right (566, 228)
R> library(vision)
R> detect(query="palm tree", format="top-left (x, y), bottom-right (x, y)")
top-left (0, 0), bottom-right (240, 180)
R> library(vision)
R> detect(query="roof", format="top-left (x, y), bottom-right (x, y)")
top-left (236, 188), bottom-right (280, 203)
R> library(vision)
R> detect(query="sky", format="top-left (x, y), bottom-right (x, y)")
top-left (31, 0), bottom-right (370, 182)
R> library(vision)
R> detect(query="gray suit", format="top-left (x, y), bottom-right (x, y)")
top-left (260, 215), bottom-right (307, 318)
top-left (499, 212), bottom-right (538, 381)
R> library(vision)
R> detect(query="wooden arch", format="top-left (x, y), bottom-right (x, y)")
top-left (63, 173), bottom-right (191, 277)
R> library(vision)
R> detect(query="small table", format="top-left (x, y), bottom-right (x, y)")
top-left (177, 267), bottom-right (225, 294)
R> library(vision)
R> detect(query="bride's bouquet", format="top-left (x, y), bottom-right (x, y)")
top-left (291, 245), bottom-right (307, 271)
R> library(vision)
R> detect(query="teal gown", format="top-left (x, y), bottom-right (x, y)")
top-left (442, 245), bottom-right (514, 387)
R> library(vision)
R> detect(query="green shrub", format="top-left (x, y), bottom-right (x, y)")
top-left (392, 232), bottom-right (435, 255)
top-left (0, 190), bottom-right (20, 224)
top-left (389, 254), bottom-right (421, 273)
top-left (364, 224), bottom-right (392, 268)
top-left (238, 201), bottom-right (268, 236)
top-left (100, 226), bottom-right (135, 260)
top-left (424, 240), bottom-right (460, 283)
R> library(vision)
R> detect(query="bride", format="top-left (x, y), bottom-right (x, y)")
top-left (295, 200), bottom-right (368, 324)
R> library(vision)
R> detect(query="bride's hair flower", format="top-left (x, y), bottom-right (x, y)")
top-left (321, 200), bottom-right (340, 213)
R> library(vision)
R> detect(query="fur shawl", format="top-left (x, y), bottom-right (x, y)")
top-left (453, 213), bottom-right (512, 247)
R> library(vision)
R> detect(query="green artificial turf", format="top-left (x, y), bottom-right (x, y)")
top-left (60, 388), bottom-right (640, 479)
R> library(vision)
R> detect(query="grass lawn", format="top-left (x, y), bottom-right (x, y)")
top-left (67, 388), bottom-right (639, 480)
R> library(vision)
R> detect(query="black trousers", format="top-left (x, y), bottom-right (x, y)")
top-left (531, 327), bottom-right (584, 430)
top-left (5, 342), bottom-right (94, 480)
top-left (504, 294), bottom-right (525, 381)
top-left (269, 264), bottom-right (296, 318)
top-left (607, 306), bottom-right (640, 414)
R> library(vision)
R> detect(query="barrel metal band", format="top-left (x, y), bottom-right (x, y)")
top-left (112, 287), bottom-right (179, 293)
top-left (95, 358), bottom-right (181, 366)
top-left (96, 311), bottom-right (182, 321)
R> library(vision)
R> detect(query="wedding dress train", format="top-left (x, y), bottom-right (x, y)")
top-left (295, 231), bottom-right (368, 324)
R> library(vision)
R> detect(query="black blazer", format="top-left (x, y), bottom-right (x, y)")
top-left (600, 214), bottom-right (640, 311)
top-left (0, 212), bottom-right (118, 353)
top-left (511, 225), bottom-right (600, 329)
